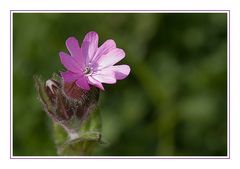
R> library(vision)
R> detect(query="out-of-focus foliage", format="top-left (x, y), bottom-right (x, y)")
top-left (13, 13), bottom-right (227, 156)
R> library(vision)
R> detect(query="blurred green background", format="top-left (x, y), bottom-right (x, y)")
top-left (13, 13), bottom-right (227, 156)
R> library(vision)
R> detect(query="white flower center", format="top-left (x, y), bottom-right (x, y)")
top-left (83, 66), bottom-right (93, 76)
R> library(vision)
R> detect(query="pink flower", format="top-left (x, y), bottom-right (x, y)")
top-left (59, 31), bottom-right (131, 91)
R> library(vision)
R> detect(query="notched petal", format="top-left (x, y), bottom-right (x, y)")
top-left (96, 48), bottom-right (125, 69)
top-left (65, 36), bottom-right (81, 57)
top-left (91, 39), bottom-right (116, 63)
top-left (110, 65), bottom-right (131, 80)
top-left (59, 52), bottom-right (82, 73)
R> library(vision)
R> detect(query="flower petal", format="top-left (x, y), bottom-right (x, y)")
top-left (82, 31), bottom-right (99, 64)
top-left (66, 36), bottom-right (85, 67)
top-left (91, 39), bottom-right (116, 63)
top-left (92, 69), bottom-right (116, 84)
top-left (60, 71), bottom-right (83, 82)
top-left (106, 65), bottom-right (131, 80)
top-left (76, 76), bottom-right (90, 90)
top-left (96, 48), bottom-right (125, 69)
top-left (59, 52), bottom-right (82, 73)
top-left (66, 37), bottom-right (81, 57)
top-left (87, 76), bottom-right (105, 90)
top-left (81, 40), bottom-right (91, 66)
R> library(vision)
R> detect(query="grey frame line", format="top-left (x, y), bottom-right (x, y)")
top-left (10, 10), bottom-right (230, 159)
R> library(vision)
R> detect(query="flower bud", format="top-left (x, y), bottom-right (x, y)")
top-left (34, 74), bottom-right (100, 140)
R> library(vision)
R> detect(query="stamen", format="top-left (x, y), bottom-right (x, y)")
top-left (83, 67), bottom-right (93, 75)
